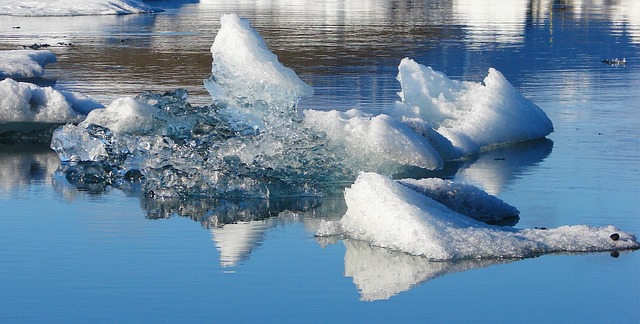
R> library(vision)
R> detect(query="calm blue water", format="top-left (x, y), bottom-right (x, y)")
top-left (1, 0), bottom-right (639, 322)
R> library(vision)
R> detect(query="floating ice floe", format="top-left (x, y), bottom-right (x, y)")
top-left (387, 58), bottom-right (554, 156)
top-left (317, 172), bottom-right (639, 260)
top-left (0, 0), bottom-right (161, 16)
top-left (0, 50), bottom-right (57, 79)
top-left (0, 78), bottom-right (103, 124)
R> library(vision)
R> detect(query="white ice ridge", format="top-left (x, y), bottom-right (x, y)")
top-left (0, 0), bottom-right (161, 16)
top-left (0, 78), bottom-right (103, 124)
top-left (388, 58), bottom-right (554, 157)
top-left (0, 50), bottom-right (57, 79)
top-left (317, 172), bottom-right (639, 261)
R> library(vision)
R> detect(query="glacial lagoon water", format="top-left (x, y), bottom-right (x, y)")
top-left (1, 0), bottom-right (639, 322)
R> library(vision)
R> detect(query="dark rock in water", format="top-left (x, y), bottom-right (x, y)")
top-left (610, 233), bottom-right (620, 241)
top-left (610, 251), bottom-right (620, 258)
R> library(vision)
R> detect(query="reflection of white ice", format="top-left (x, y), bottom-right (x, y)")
top-left (210, 219), bottom-right (274, 267)
top-left (453, 0), bottom-right (527, 47)
top-left (344, 240), bottom-right (510, 301)
top-left (455, 140), bottom-right (553, 195)
top-left (198, 0), bottom-right (389, 25)
top-left (0, 145), bottom-right (60, 192)
top-left (610, 0), bottom-right (640, 44)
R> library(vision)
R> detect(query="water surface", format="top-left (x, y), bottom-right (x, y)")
top-left (1, 0), bottom-right (639, 322)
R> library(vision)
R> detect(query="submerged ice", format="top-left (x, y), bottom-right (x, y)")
top-left (317, 173), bottom-right (640, 260)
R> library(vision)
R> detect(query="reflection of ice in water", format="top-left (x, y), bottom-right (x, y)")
top-left (453, 0), bottom-right (527, 47)
top-left (455, 139), bottom-right (553, 195)
top-left (344, 240), bottom-right (511, 301)
top-left (210, 219), bottom-right (274, 267)
top-left (610, 0), bottom-right (640, 44)
top-left (0, 145), bottom-right (60, 191)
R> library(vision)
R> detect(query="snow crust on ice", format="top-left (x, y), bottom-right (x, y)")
top-left (0, 78), bottom-right (103, 123)
top-left (0, 0), bottom-right (161, 16)
top-left (317, 172), bottom-right (639, 260)
top-left (0, 50), bottom-right (57, 79)
top-left (388, 58), bottom-right (554, 156)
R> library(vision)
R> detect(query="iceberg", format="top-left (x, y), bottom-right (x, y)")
top-left (49, 14), bottom-right (447, 198)
top-left (388, 58), bottom-right (554, 156)
top-left (0, 50), bottom-right (57, 79)
top-left (317, 172), bottom-right (639, 260)
top-left (49, 14), bottom-right (555, 200)
top-left (0, 0), bottom-right (161, 16)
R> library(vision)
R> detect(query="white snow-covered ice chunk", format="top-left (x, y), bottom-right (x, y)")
top-left (303, 109), bottom-right (443, 171)
top-left (0, 0), bottom-right (161, 16)
top-left (204, 13), bottom-right (313, 115)
top-left (398, 177), bottom-right (519, 224)
top-left (0, 50), bottom-right (57, 79)
top-left (50, 124), bottom-right (108, 162)
top-left (80, 97), bottom-right (159, 135)
top-left (329, 172), bottom-right (639, 261)
top-left (0, 78), bottom-right (102, 124)
top-left (389, 58), bottom-right (554, 156)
